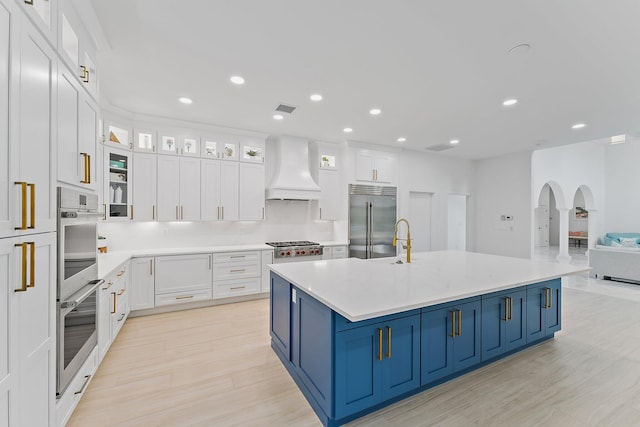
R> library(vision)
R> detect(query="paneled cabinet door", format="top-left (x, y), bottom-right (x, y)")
top-left (104, 147), bottom-right (132, 220)
top-left (318, 169), bottom-right (341, 220)
top-left (354, 150), bottom-right (393, 184)
top-left (156, 155), bottom-right (180, 221)
top-left (132, 152), bottom-right (157, 221)
top-left (0, 1), bottom-right (14, 238)
top-left (97, 278), bottom-right (114, 361)
top-left (238, 163), bottom-right (264, 220)
top-left (179, 157), bottom-right (201, 221)
top-left (0, 238), bottom-right (17, 427)
top-left (19, 0), bottom-right (57, 46)
top-left (130, 257), bottom-right (155, 311)
top-left (78, 95), bottom-right (98, 191)
top-left (13, 17), bottom-right (57, 235)
top-left (219, 161), bottom-right (239, 221)
top-left (481, 289), bottom-right (527, 361)
top-left (201, 159), bottom-right (221, 221)
top-left (526, 279), bottom-right (561, 343)
top-left (421, 299), bottom-right (481, 385)
top-left (270, 273), bottom-right (290, 360)
top-left (12, 233), bottom-right (56, 427)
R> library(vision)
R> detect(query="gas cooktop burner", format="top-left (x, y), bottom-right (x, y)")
top-left (265, 241), bottom-right (320, 248)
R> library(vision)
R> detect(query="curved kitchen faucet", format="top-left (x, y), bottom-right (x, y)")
top-left (392, 218), bottom-right (411, 263)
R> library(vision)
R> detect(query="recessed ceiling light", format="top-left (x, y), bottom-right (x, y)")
top-left (230, 75), bottom-right (245, 85)
top-left (343, 127), bottom-right (353, 133)
top-left (310, 94), bottom-right (323, 102)
top-left (572, 123), bottom-right (586, 129)
top-left (273, 114), bottom-right (284, 120)
top-left (178, 97), bottom-right (193, 104)
top-left (502, 98), bottom-right (518, 106)
top-left (369, 108), bottom-right (382, 116)
top-left (449, 139), bottom-right (460, 145)
top-left (611, 134), bottom-right (626, 144)
top-left (397, 137), bottom-right (407, 142)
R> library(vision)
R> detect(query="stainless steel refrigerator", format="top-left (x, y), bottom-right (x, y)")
top-left (349, 184), bottom-right (397, 259)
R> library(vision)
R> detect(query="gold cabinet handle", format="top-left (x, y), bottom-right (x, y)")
top-left (111, 292), bottom-right (116, 314)
top-left (130, 205), bottom-right (134, 220)
top-left (175, 295), bottom-right (194, 300)
top-left (543, 288), bottom-right (549, 309)
top-left (117, 288), bottom-right (125, 296)
top-left (80, 65), bottom-right (89, 83)
top-left (450, 310), bottom-right (456, 338)
top-left (14, 243), bottom-right (28, 292)
top-left (103, 204), bottom-right (107, 221)
top-left (547, 288), bottom-right (553, 309)
top-left (377, 328), bottom-right (383, 361)
top-left (80, 152), bottom-right (90, 184)
top-left (230, 269), bottom-right (246, 273)
top-left (217, 206), bottom-right (220, 220)
top-left (116, 270), bottom-right (126, 277)
top-left (222, 206), bottom-right (224, 220)
top-left (74, 375), bottom-right (91, 395)
top-left (152, 205), bottom-right (155, 220)
top-left (149, 259), bottom-right (153, 275)
top-left (386, 326), bottom-right (392, 359)
top-left (14, 182), bottom-right (27, 230)
top-left (28, 183), bottom-right (35, 229)
top-left (181, 205), bottom-right (184, 220)
top-left (27, 242), bottom-right (35, 288)
top-left (176, 206), bottom-right (179, 220)
top-left (102, 281), bottom-right (113, 290)
top-left (230, 286), bottom-right (246, 290)
top-left (24, 0), bottom-right (34, 5)
top-left (456, 309), bottom-right (462, 336)
top-left (508, 297), bottom-right (513, 320)
top-left (118, 313), bottom-right (125, 321)
top-left (503, 298), bottom-right (509, 321)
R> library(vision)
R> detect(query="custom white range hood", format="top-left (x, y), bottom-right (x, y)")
top-left (266, 135), bottom-right (321, 200)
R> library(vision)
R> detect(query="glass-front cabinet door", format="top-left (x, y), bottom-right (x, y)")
top-left (103, 120), bottom-right (132, 149)
top-left (201, 134), bottom-right (239, 160)
top-left (240, 136), bottom-right (265, 163)
top-left (134, 129), bottom-right (156, 152)
top-left (158, 133), bottom-right (178, 155)
top-left (179, 135), bottom-right (200, 157)
top-left (201, 138), bottom-right (218, 158)
top-left (104, 147), bottom-right (132, 220)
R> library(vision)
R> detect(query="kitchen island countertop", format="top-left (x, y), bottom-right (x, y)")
top-left (268, 250), bottom-right (589, 322)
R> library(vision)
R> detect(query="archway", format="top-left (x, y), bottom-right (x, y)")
top-left (535, 181), bottom-right (570, 261)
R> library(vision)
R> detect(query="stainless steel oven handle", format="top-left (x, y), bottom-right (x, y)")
top-left (60, 279), bottom-right (104, 309)
top-left (61, 211), bottom-right (104, 218)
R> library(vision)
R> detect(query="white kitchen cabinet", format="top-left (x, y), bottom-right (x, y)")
top-left (212, 251), bottom-right (261, 298)
top-left (158, 132), bottom-right (178, 155)
top-left (97, 261), bottom-right (129, 361)
top-left (179, 134), bottom-right (200, 157)
top-left (0, 1), bottom-right (14, 239)
top-left (104, 146), bottom-right (132, 221)
top-left (157, 155), bottom-right (201, 221)
top-left (18, 0), bottom-right (57, 47)
top-left (55, 346), bottom-right (96, 427)
top-left (1, 233), bottom-right (56, 427)
top-left (318, 169), bottom-right (341, 220)
top-left (322, 245), bottom-right (348, 260)
top-left (57, 66), bottom-right (97, 191)
top-left (97, 278), bottom-right (113, 361)
top-left (154, 254), bottom-right (212, 305)
top-left (132, 152), bottom-right (157, 221)
top-left (201, 133), bottom-right (239, 161)
top-left (130, 257), bottom-right (155, 311)
top-left (201, 159), bottom-right (239, 221)
top-left (239, 163), bottom-right (265, 220)
top-left (133, 129), bottom-right (156, 153)
top-left (261, 250), bottom-right (273, 293)
top-left (239, 136), bottom-right (265, 163)
top-left (354, 149), bottom-right (395, 184)
top-left (102, 119), bottom-right (132, 150)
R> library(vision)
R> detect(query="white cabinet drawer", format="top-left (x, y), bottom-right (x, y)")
top-left (213, 251), bottom-right (260, 264)
top-left (213, 261), bottom-right (260, 281)
top-left (155, 288), bottom-right (213, 306)
top-left (155, 254), bottom-right (213, 294)
top-left (332, 246), bottom-right (347, 259)
top-left (213, 278), bottom-right (260, 299)
top-left (56, 346), bottom-right (97, 427)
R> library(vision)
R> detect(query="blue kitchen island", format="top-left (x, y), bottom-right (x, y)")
top-left (268, 251), bottom-right (588, 426)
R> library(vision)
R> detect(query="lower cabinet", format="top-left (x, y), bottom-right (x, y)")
top-left (130, 257), bottom-right (155, 310)
top-left (98, 261), bottom-right (130, 362)
top-left (526, 279), bottom-right (561, 343)
top-left (334, 314), bottom-right (420, 419)
top-left (481, 288), bottom-right (527, 361)
top-left (55, 347), bottom-right (97, 427)
top-left (270, 273), bottom-right (291, 359)
top-left (420, 298), bottom-right (481, 385)
top-left (154, 254), bottom-right (212, 306)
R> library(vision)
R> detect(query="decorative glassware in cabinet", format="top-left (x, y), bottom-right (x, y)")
top-left (181, 137), bottom-right (199, 155)
top-left (161, 135), bottom-right (177, 153)
top-left (203, 140), bottom-right (218, 158)
top-left (223, 143), bottom-right (237, 160)
top-left (137, 132), bottom-right (155, 151)
top-left (320, 155), bottom-right (336, 169)
top-left (243, 146), bottom-right (263, 162)
top-left (108, 125), bottom-right (130, 147)
top-left (108, 153), bottom-right (129, 218)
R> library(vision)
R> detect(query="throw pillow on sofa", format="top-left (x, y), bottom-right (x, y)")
top-left (619, 237), bottom-right (638, 247)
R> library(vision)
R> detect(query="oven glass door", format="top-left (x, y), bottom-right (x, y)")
top-left (63, 222), bottom-right (97, 280)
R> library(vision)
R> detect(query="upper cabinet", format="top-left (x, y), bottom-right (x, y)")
top-left (354, 148), bottom-right (396, 184)
top-left (157, 131), bottom-right (200, 156)
top-left (18, 0), bottom-right (57, 47)
top-left (133, 129), bottom-right (156, 153)
top-left (312, 142), bottom-right (344, 220)
top-left (103, 119), bottom-right (132, 150)
top-left (104, 146), bottom-right (132, 221)
top-left (58, 0), bottom-right (98, 100)
top-left (201, 133), bottom-right (239, 161)
top-left (239, 136), bottom-right (265, 164)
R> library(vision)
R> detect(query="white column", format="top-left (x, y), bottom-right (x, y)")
top-left (557, 208), bottom-right (572, 263)
top-left (586, 209), bottom-right (597, 254)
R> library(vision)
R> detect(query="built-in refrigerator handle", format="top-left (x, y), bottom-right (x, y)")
top-left (365, 202), bottom-right (370, 258)
top-left (369, 202), bottom-right (374, 259)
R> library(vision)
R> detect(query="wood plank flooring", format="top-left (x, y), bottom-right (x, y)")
top-left (69, 277), bottom-right (640, 427)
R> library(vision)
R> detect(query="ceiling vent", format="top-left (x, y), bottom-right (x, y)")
top-left (425, 144), bottom-right (456, 152)
top-left (275, 103), bottom-right (297, 114)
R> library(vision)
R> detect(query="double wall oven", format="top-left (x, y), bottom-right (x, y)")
top-left (56, 187), bottom-right (103, 397)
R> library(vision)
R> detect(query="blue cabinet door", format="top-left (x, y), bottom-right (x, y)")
top-left (270, 273), bottom-right (290, 359)
top-left (335, 325), bottom-right (383, 419)
top-left (505, 289), bottom-right (527, 352)
top-left (526, 279), bottom-right (561, 343)
top-left (381, 315), bottom-right (421, 401)
top-left (421, 307), bottom-right (454, 384)
top-left (481, 295), bottom-right (507, 360)
top-left (452, 300), bottom-right (481, 372)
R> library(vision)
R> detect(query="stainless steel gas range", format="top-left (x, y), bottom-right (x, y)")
top-left (265, 241), bottom-right (324, 263)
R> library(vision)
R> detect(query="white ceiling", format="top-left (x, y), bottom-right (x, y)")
top-left (88, 0), bottom-right (640, 159)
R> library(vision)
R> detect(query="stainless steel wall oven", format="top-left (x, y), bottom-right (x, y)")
top-left (56, 187), bottom-right (103, 397)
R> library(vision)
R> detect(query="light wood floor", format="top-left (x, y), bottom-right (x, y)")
top-left (69, 279), bottom-right (640, 427)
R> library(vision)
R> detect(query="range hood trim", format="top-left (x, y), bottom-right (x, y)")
top-left (266, 136), bottom-right (321, 201)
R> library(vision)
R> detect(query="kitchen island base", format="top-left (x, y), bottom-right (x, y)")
top-left (270, 272), bottom-right (562, 427)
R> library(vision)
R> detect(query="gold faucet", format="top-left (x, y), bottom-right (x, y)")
top-left (392, 218), bottom-right (411, 263)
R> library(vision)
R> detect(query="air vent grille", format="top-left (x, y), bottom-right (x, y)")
top-left (275, 103), bottom-right (297, 114)
top-left (426, 144), bottom-right (455, 152)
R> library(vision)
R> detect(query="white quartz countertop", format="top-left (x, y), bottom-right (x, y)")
top-left (268, 251), bottom-right (590, 322)
top-left (98, 244), bottom-right (273, 278)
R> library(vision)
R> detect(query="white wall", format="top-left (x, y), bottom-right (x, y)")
top-left (532, 141), bottom-right (606, 241)
top-left (396, 150), bottom-right (476, 251)
top-left (99, 200), bottom-right (335, 251)
top-left (604, 139), bottom-right (640, 233)
top-left (548, 189), bottom-right (559, 246)
top-left (474, 151), bottom-right (532, 259)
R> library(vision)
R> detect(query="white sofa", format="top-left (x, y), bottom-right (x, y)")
top-left (589, 245), bottom-right (640, 283)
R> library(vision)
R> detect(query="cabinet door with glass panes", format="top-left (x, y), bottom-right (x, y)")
top-left (134, 129), bottom-right (156, 153)
top-left (103, 120), bottom-right (132, 150)
top-left (239, 136), bottom-right (265, 163)
top-left (104, 147), bottom-right (132, 221)
top-left (179, 135), bottom-right (200, 157)
top-left (201, 133), bottom-right (239, 161)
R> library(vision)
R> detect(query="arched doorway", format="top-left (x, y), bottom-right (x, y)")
top-left (535, 181), bottom-right (569, 261)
